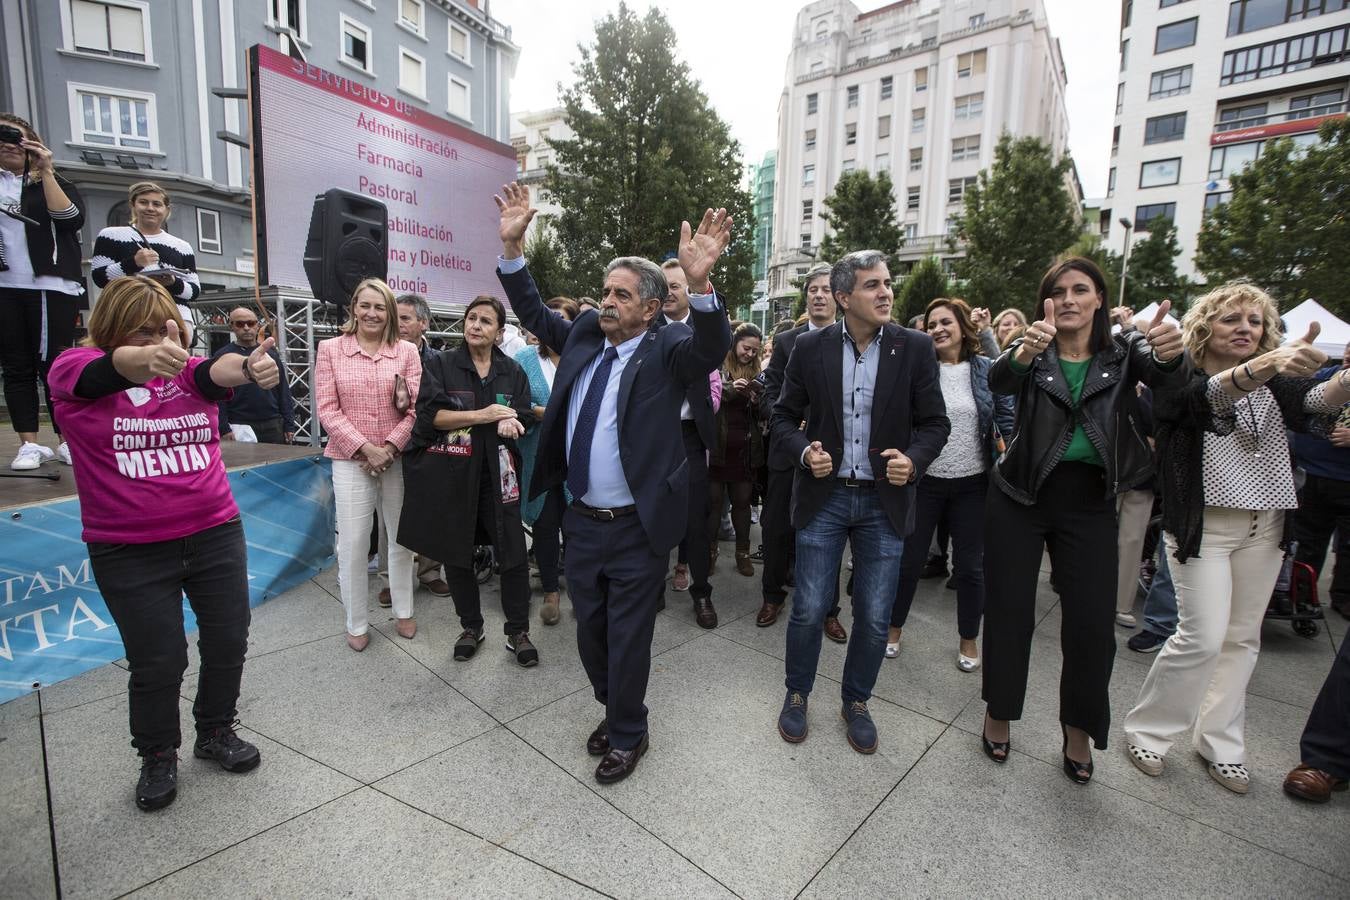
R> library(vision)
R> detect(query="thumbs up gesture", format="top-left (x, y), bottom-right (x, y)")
top-left (881, 448), bottom-right (914, 485)
top-left (246, 337), bottom-right (281, 389)
top-left (144, 319), bottom-right (189, 379)
top-left (1015, 299), bottom-right (1058, 365)
top-left (1256, 321), bottom-right (1327, 380)
top-left (1143, 300), bottom-right (1183, 362)
top-left (804, 440), bottom-right (833, 479)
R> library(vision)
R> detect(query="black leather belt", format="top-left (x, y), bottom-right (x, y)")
top-left (840, 477), bottom-right (875, 488)
top-left (570, 500), bottom-right (638, 521)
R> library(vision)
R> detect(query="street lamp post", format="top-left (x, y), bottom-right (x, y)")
top-left (1118, 217), bottom-right (1135, 311)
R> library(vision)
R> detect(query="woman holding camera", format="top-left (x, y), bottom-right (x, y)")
top-left (0, 112), bottom-right (86, 470)
top-left (708, 322), bottom-right (765, 577)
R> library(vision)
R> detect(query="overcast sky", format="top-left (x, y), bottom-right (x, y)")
top-left (490, 0), bottom-right (1117, 198)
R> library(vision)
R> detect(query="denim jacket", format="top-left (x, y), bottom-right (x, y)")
top-left (970, 354), bottom-right (1015, 467)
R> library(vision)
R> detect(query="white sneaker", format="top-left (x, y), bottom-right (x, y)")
top-left (56, 441), bottom-right (72, 465)
top-left (10, 442), bottom-right (53, 470)
top-left (1115, 611), bottom-right (1137, 628)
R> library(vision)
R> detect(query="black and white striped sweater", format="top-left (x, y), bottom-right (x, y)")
top-left (91, 225), bottom-right (201, 302)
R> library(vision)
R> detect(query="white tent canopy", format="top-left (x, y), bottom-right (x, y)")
top-left (1279, 298), bottom-right (1350, 358)
top-left (1132, 301), bottom-right (1180, 329)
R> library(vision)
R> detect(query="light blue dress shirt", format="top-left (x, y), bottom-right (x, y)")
top-left (840, 328), bottom-right (880, 480)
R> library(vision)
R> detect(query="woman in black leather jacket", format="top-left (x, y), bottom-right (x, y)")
top-left (979, 257), bottom-right (1187, 785)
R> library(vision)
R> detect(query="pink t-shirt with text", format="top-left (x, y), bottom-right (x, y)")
top-left (48, 346), bottom-right (239, 543)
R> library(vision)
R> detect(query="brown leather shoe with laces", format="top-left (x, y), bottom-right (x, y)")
top-left (1283, 764), bottom-right (1347, 803)
top-left (755, 602), bottom-right (782, 627)
top-left (823, 615), bottom-right (847, 643)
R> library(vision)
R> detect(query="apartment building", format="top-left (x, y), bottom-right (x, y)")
top-left (1107, 0), bottom-right (1349, 279)
top-left (768, 0), bottom-right (1073, 299)
top-left (509, 106), bottom-right (573, 226)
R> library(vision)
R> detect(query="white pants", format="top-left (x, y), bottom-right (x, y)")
top-left (1116, 488), bottom-right (1155, 615)
top-left (333, 459), bottom-right (414, 635)
top-left (1124, 507), bottom-right (1284, 763)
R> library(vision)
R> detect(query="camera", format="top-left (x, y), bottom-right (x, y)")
top-left (0, 125), bottom-right (23, 145)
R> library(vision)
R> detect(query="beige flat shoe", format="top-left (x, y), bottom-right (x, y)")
top-left (346, 632), bottom-right (370, 652)
top-left (396, 617), bottom-right (416, 639)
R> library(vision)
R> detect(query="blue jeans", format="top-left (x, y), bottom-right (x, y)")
top-left (785, 484), bottom-right (903, 703)
top-left (1142, 545), bottom-right (1178, 638)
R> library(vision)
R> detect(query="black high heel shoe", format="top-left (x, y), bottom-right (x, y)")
top-left (982, 717), bottom-right (1010, 764)
top-left (1061, 725), bottom-right (1093, 785)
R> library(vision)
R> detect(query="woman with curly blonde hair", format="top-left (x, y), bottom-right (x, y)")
top-left (1124, 281), bottom-right (1350, 794)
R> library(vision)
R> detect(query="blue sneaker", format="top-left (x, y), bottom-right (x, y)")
top-left (778, 691), bottom-right (808, 743)
top-left (841, 700), bottom-right (878, 754)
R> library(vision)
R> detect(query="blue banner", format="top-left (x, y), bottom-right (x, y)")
top-left (0, 456), bottom-right (334, 704)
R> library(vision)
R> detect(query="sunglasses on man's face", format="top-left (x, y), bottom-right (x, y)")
top-left (231, 320), bottom-right (259, 329)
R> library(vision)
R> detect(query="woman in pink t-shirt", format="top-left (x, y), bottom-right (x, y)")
top-left (315, 278), bottom-right (421, 651)
top-left (47, 276), bottom-right (280, 813)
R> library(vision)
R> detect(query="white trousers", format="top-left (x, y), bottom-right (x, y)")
top-left (333, 459), bottom-right (414, 635)
top-left (1116, 488), bottom-right (1155, 615)
top-left (1124, 507), bottom-right (1284, 763)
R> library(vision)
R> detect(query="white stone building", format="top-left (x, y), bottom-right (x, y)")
top-left (509, 107), bottom-right (573, 226)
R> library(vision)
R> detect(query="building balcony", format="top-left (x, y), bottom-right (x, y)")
top-left (1211, 106), bottom-right (1347, 145)
top-left (1215, 101), bottom-right (1345, 133)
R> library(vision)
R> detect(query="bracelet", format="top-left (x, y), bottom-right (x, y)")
top-left (1244, 362), bottom-right (1259, 386)
top-left (1230, 368), bottom-right (1252, 393)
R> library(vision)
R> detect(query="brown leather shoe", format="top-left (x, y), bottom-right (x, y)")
top-left (756, 602), bottom-right (782, 627)
top-left (694, 597), bottom-right (718, 629)
top-left (735, 550), bottom-right (755, 577)
top-left (1283, 764), bottom-right (1347, 803)
top-left (421, 578), bottom-right (451, 597)
top-left (586, 719), bottom-right (609, 756)
top-left (378, 587), bottom-right (392, 608)
top-left (823, 615), bottom-right (847, 643)
top-left (595, 732), bottom-right (649, 784)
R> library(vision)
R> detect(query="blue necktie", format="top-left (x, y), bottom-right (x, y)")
top-left (567, 345), bottom-right (619, 501)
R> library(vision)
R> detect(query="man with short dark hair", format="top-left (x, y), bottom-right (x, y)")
top-left (216, 307), bottom-right (294, 444)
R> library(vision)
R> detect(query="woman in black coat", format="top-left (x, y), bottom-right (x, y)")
top-left (398, 295), bottom-right (538, 666)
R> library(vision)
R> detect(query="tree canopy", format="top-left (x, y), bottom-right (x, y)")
top-left (895, 256), bottom-right (948, 325)
top-left (817, 169), bottom-right (905, 270)
top-left (1124, 216), bottom-right (1190, 310)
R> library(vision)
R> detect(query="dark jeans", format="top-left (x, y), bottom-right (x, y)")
top-left (982, 463), bottom-right (1118, 749)
top-left (892, 472), bottom-right (986, 638)
top-left (1300, 633), bottom-right (1350, 779)
top-left (533, 486), bottom-right (566, 593)
top-left (446, 467), bottom-right (530, 635)
top-left (761, 465), bottom-right (841, 615)
top-left (88, 518), bottom-right (251, 756)
top-left (233, 416), bottom-right (287, 444)
top-left (1294, 473), bottom-right (1350, 613)
top-left (0, 287), bottom-right (79, 434)
top-left (674, 422), bottom-right (712, 600)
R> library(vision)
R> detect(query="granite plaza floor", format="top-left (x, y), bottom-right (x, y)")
top-left (3, 532), bottom-right (1347, 899)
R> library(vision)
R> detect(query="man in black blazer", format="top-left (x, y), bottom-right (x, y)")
top-left (771, 250), bottom-right (949, 754)
top-left (494, 182), bottom-right (732, 783)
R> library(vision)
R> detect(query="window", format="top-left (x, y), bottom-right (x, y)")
top-left (803, 164), bottom-right (815, 185)
top-left (912, 108), bottom-right (925, 131)
top-left (269, 0), bottom-right (306, 42)
top-left (1289, 88), bottom-right (1344, 117)
top-left (814, 17), bottom-right (828, 39)
top-left (1160, 0), bottom-right (1191, 6)
top-left (1221, 23), bottom-right (1350, 85)
top-left (847, 85), bottom-right (859, 108)
top-left (448, 75), bottom-right (471, 121)
top-left (800, 233), bottom-right (813, 251)
top-left (1112, 124), bottom-right (1121, 153)
top-left (448, 22), bottom-right (471, 63)
top-left (1204, 191), bottom-right (1233, 214)
top-left (1216, 102), bottom-right (1268, 130)
top-left (907, 186), bottom-right (921, 211)
top-left (1123, 0), bottom-right (1133, 26)
top-left (909, 148), bottom-right (923, 171)
top-left (398, 48), bottom-right (426, 99)
top-left (904, 223), bottom-right (917, 241)
top-left (536, 152), bottom-right (550, 168)
top-left (340, 15), bottom-right (373, 72)
top-left (914, 67), bottom-right (927, 92)
top-left (1108, 166), bottom-right (1117, 195)
top-left (956, 49), bottom-right (986, 77)
top-left (69, 0), bottom-right (149, 62)
top-left (1148, 64), bottom-right (1192, 98)
top-left (944, 217), bottom-right (960, 237)
top-left (71, 84), bottom-right (155, 149)
top-left (1120, 39), bottom-right (1129, 71)
top-left (880, 76), bottom-right (893, 99)
top-left (807, 93), bottom-right (818, 115)
top-left (810, 60), bottom-right (824, 74)
top-left (399, 0), bottom-right (424, 37)
top-left (196, 209), bottom-right (222, 255)
top-left (845, 122), bottom-right (857, 146)
top-left (1134, 204), bottom-right (1177, 228)
top-left (954, 92), bottom-right (983, 119)
top-left (948, 176), bottom-right (977, 204)
top-left (877, 115), bottom-right (890, 139)
top-left (842, 159), bottom-right (857, 173)
top-left (951, 135), bottom-right (981, 161)
top-left (1140, 158), bottom-right (1181, 187)
top-left (875, 153), bottom-right (889, 170)
top-left (804, 129), bottom-right (816, 151)
top-left (1209, 140), bottom-right (1262, 179)
top-left (1116, 83), bottom-right (1125, 114)
top-left (1155, 18), bottom-right (1198, 52)
top-left (1144, 112), bottom-right (1186, 143)
top-left (969, 13), bottom-right (986, 26)
top-left (802, 200), bottom-right (814, 222)
top-left (1228, 0), bottom-right (1347, 37)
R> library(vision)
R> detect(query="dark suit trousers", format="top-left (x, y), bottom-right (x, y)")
top-left (762, 465), bottom-right (841, 615)
top-left (564, 506), bottom-right (665, 751)
top-left (982, 463), bottom-right (1118, 749)
top-left (677, 421), bottom-right (713, 600)
top-left (1300, 632), bottom-right (1350, 779)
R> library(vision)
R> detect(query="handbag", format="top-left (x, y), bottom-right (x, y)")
top-left (393, 373), bottom-right (411, 414)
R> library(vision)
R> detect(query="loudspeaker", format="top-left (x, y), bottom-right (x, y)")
top-left (302, 188), bottom-right (388, 305)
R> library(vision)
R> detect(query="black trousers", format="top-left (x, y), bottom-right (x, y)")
top-left (761, 464), bottom-right (842, 615)
top-left (675, 421), bottom-right (712, 600)
top-left (1300, 633), bottom-right (1350, 779)
top-left (564, 506), bottom-right (664, 751)
top-left (445, 467), bottom-right (530, 635)
top-left (88, 518), bottom-right (251, 755)
top-left (982, 463), bottom-right (1118, 748)
top-left (233, 417), bottom-right (287, 444)
top-left (532, 486), bottom-right (566, 594)
top-left (0, 287), bottom-right (79, 434)
top-left (892, 472), bottom-right (987, 638)
top-left (1293, 473), bottom-right (1350, 613)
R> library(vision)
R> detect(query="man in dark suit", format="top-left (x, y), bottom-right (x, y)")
top-left (494, 182), bottom-right (732, 784)
top-left (757, 263), bottom-right (846, 642)
top-left (771, 250), bottom-right (949, 754)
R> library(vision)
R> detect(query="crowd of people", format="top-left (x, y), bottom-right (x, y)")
top-left (36, 172), bottom-right (1350, 811)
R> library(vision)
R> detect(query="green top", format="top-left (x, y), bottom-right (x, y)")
top-left (1057, 357), bottom-right (1102, 467)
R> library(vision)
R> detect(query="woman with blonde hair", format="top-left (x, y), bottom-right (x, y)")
top-left (1124, 282), bottom-right (1350, 794)
top-left (47, 275), bottom-right (279, 811)
top-left (708, 322), bottom-right (765, 576)
top-left (316, 278), bottom-right (422, 651)
top-left (992, 308), bottom-right (1029, 350)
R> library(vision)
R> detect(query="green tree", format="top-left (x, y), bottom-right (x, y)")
top-left (1196, 119), bottom-right (1350, 316)
top-left (544, 4), bottom-right (755, 301)
top-left (895, 256), bottom-right (948, 324)
top-left (951, 133), bottom-right (1080, 314)
top-left (1062, 232), bottom-right (1123, 305)
top-left (1124, 216), bottom-right (1190, 309)
top-left (817, 169), bottom-right (905, 269)
top-left (520, 226), bottom-right (578, 302)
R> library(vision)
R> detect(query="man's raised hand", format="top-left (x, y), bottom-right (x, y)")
top-left (493, 182), bottom-right (537, 258)
top-left (247, 337), bottom-right (281, 389)
top-left (805, 440), bottom-right (833, 479)
top-left (678, 207), bottom-right (732, 295)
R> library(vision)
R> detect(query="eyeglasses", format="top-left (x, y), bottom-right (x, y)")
top-left (231, 320), bottom-right (259, 329)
